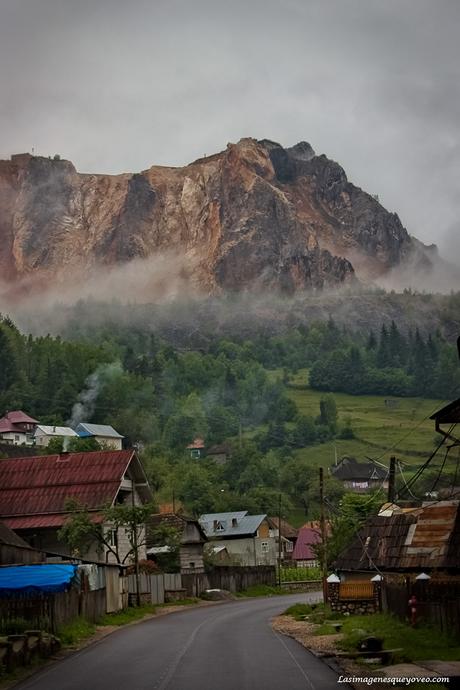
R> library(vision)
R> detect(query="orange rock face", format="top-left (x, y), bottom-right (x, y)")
top-left (0, 139), bottom-right (429, 301)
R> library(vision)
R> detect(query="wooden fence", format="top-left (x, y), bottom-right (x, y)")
top-left (383, 580), bottom-right (460, 636)
top-left (0, 588), bottom-right (106, 634)
top-left (128, 567), bottom-right (277, 602)
top-left (128, 573), bottom-right (182, 604)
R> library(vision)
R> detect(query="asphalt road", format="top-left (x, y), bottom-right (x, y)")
top-left (16, 594), bottom-right (345, 690)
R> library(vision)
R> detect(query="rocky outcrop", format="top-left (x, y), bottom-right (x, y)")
top-left (0, 140), bottom-right (436, 301)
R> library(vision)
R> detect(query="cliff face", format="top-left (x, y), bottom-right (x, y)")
top-left (0, 140), bottom-right (432, 299)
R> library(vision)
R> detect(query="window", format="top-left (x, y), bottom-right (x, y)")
top-left (15, 435), bottom-right (20, 443)
top-left (107, 529), bottom-right (118, 547)
top-left (285, 541), bottom-right (293, 552)
top-left (261, 541), bottom-right (269, 553)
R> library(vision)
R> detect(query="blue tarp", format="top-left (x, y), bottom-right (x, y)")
top-left (0, 564), bottom-right (78, 595)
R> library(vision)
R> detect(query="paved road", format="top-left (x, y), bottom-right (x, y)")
top-left (16, 594), bottom-right (344, 690)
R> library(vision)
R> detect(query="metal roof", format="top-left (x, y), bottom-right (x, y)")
top-left (199, 512), bottom-right (266, 538)
top-left (75, 423), bottom-right (124, 439)
top-left (35, 425), bottom-right (78, 437)
top-left (0, 449), bottom-right (151, 529)
top-left (292, 527), bottom-right (321, 561)
top-left (0, 411), bottom-right (39, 425)
top-left (334, 500), bottom-right (460, 572)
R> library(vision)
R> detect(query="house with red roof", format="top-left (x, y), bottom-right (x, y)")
top-left (0, 449), bottom-right (153, 563)
top-left (0, 410), bottom-right (39, 446)
top-left (292, 527), bottom-right (322, 567)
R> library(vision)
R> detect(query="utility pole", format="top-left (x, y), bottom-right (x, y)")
top-left (319, 467), bottom-right (328, 602)
top-left (278, 493), bottom-right (282, 588)
top-left (388, 456), bottom-right (396, 503)
top-left (131, 486), bottom-right (141, 607)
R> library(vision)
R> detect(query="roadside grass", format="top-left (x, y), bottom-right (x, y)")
top-left (283, 603), bottom-right (313, 620)
top-left (98, 604), bottom-right (157, 626)
top-left (57, 617), bottom-right (96, 645)
top-left (338, 613), bottom-right (460, 663)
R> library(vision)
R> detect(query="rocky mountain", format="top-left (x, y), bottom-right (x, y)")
top-left (0, 138), bottom-right (439, 301)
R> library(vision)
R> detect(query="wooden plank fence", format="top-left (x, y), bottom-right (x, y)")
top-left (383, 580), bottom-right (460, 636)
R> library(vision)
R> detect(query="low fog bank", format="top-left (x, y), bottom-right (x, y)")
top-left (0, 245), bottom-right (459, 343)
top-left (2, 288), bottom-right (459, 346)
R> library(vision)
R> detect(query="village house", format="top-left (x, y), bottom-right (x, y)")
top-left (0, 410), bottom-right (39, 446)
top-left (186, 437), bottom-right (205, 459)
top-left (292, 526), bottom-right (321, 567)
top-left (34, 425), bottom-right (79, 448)
top-left (331, 456), bottom-right (388, 493)
top-left (199, 511), bottom-right (277, 566)
top-left (147, 513), bottom-right (207, 573)
top-left (333, 499), bottom-right (460, 580)
top-left (266, 516), bottom-right (298, 562)
top-left (75, 422), bottom-right (124, 450)
top-left (0, 449), bottom-right (153, 563)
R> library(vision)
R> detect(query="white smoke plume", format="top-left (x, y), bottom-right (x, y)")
top-left (68, 362), bottom-right (123, 428)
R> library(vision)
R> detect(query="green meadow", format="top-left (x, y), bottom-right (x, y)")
top-left (271, 368), bottom-right (444, 470)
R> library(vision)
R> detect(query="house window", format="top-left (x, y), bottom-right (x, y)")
top-left (261, 541), bottom-right (269, 553)
top-left (190, 449), bottom-right (201, 459)
top-left (285, 541), bottom-right (293, 552)
top-left (15, 435), bottom-right (20, 442)
top-left (107, 529), bottom-right (118, 547)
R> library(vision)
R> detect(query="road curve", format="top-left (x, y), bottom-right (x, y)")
top-left (16, 594), bottom-right (344, 690)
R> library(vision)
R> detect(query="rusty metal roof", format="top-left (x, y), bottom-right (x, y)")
top-left (334, 500), bottom-right (460, 572)
top-left (0, 450), bottom-right (150, 529)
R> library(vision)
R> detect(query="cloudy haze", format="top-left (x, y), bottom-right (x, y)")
top-left (1, 0), bottom-right (459, 256)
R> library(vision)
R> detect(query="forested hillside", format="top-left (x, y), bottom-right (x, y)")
top-left (1, 312), bottom-right (459, 521)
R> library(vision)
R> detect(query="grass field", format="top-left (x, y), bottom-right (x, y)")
top-left (268, 368), bottom-right (445, 470)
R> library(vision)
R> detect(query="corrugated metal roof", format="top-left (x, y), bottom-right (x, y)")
top-left (76, 423), bottom-right (124, 439)
top-left (35, 425), bottom-right (78, 437)
top-left (292, 527), bottom-right (321, 561)
top-left (0, 450), bottom-right (138, 528)
top-left (3, 514), bottom-right (104, 530)
top-left (199, 512), bottom-right (266, 538)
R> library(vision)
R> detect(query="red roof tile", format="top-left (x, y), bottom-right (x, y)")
top-left (0, 450), bottom-right (136, 528)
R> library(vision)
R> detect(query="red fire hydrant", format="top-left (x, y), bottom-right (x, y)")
top-left (408, 594), bottom-right (417, 626)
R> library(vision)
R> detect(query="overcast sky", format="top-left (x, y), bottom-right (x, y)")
top-left (1, 0), bottom-right (459, 256)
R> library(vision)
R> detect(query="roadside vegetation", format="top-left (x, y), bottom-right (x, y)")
top-left (283, 604), bottom-right (460, 663)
